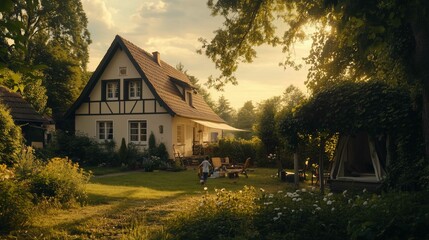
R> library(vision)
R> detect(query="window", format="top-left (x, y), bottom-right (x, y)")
top-left (129, 81), bottom-right (141, 99)
top-left (97, 121), bottom-right (113, 141)
top-left (177, 125), bottom-right (184, 144)
top-left (129, 121), bottom-right (147, 143)
top-left (119, 67), bottom-right (127, 76)
top-left (187, 91), bottom-right (193, 107)
top-left (106, 82), bottom-right (119, 100)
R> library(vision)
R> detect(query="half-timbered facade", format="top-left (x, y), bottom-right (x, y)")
top-left (66, 35), bottom-right (238, 158)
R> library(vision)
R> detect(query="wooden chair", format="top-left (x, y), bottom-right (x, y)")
top-left (173, 144), bottom-right (184, 166)
top-left (227, 157), bottom-right (251, 178)
top-left (211, 157), bottom-right (222, 169)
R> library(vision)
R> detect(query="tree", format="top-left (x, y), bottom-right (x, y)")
top-left (0, 101), bottom-right (22, 166)
top-left (235, 101), bottom-right (256, 139)
top-left (1, 0), bottom-right (91, 119)
top-left (256, 97), bottom-right (281, 155)
top-left (214, 95), bottom-right (236, 124)
top-left (201, 0), bottom-right (429, 159)
top-left (281, 85), bottom-right (306, 112)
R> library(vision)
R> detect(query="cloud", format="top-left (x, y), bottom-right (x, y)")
top-left (82, 0), bottom-right (116, 29)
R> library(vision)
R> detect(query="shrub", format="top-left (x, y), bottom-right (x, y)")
top-left (154, 186), bottom-right (259, 240)
top-left (29, 157), bottom-right (91, 207)
top-left (212, 138), bottom-right (261, 165)
top-left (119, 138), bottom-right (128, 165)
top-left (0, 102), bottom-right (22, 166)
top-left (130, 187), bottom-right (429, 240)
top-left (0, 165), bottom-right (33, 232)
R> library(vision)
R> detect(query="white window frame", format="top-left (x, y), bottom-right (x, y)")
top-left (97, 121), bottom-right (113, 141)
top-left (177, 124), bottom-right (185, 144)
top-left (129, 120), bottom-right (148, 144)
top-left (129, 80), bottom-right (141, 99)
top-left (106, 82), bottom-right (119, 100)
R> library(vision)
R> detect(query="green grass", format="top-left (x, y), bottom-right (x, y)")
top-left (6, 167), bottom-right (297, 239)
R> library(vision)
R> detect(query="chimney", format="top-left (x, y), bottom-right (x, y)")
top-left (152, 51), bottom-right (161, 66)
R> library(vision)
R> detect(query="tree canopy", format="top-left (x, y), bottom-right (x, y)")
top-left (0, 0), bottom-right (91, 119)
top-left (201, 0), bottom-right (429, 158)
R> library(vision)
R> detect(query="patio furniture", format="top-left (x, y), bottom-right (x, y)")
top-left (226, 157), bottom-right (251, 178)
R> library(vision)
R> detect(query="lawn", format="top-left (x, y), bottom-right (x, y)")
top-left (7, 167), bottom-right (297, 239)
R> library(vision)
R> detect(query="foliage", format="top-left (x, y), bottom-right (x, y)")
top-left (280, 81), bottom-right (426, 189)
top-left (29, 157), bottom-right (91, 207)
top-left (234, 101), bottom-right (256, 140)
top-left (211, 137), bottom-right (261, 165)
top-left (157, 186), bottom-right (259, 239)
top-left (1, 0), bottom-right (91, 120)
top-left (201, 0), bottom-right (429, 159)
top-left (119, 138), bottom-right (128, 166)
top-left (0, 101), bottom-right (22, 166)
top-left (214, 95), bottom-right (236, 124)
top-left (39, 131), bottom-right (118, 166)
top-left (142, 187), bottom-right (429, 240)
top-left (0, 165), bottom-right (33, 232)
top-left (148, 132), bottom-right (156, 155)
top-left (256, 97), bottom-right (281, 154)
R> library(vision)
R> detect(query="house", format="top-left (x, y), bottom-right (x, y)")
top-left (0, 85), bottom-right (54, 148)
top-left (65, 35), bottom-right (241, 158)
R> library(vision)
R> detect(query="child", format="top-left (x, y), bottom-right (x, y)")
top-left (199, 157), bottom-right (212, 184)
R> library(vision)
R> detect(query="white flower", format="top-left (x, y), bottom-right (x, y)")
top-left (323, 197), bottom-right (327, 202)
top-left (273, 216), bottom-right (279, 221)
top-left (327, 200), bottom-right (332, 205)
top-left (363, 201), bottom-right (368, 206)
top-left (343, 190), bottom-right (348, 195)
top-left (313, 204), bottom-right (318, 207)
top-left (328, 192), bottom-right (333, 197)
top-left (348, 199), bottom-right (352, 204)
top-left (260, 188), bottom-right (265, 192)
top-left (363, 188), bottom-right (367, 193)
top-left (274, 208), bottom-right (280, 211)
top-left (268, 194), bottom-right (274, 198)
top-left (264, 202), bottom-right (273, 205)
top-left (316, 207), bottom-right (321, 211)
top-left (278, 190), bottom-right (283, 194)
top-left (311, 187), bottom-right (316, 191)
top-left (331, 207), bottom-right (335, 211)
top-left (277, 212), bottom-right (283, 216)
top-left (204, 187), bottom-right (208, 191)
top-left (296, 198), bottom-right (302, 202)
top-left (301, 188), bottom-right (307, 192)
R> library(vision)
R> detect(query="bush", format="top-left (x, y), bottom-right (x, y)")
top-left (153, 186), bottom-right (259, 239)
top-left (0, 165), bottom-right (33, 232)
top-left (211, 138), bottom-right (261, 165)
top-left (29, 157), bottom-right (91, 207)
top-left (130, 187), bottom-right (429, 240)
top-left (39, 131), bottom-right (118, 166)
top-left (0, 102), bottom-right (22, 166)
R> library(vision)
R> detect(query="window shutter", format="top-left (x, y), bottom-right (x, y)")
top-left (124, 80), bottom-right (129, 100)
top-left (101, 81), bottom-right (106, 100)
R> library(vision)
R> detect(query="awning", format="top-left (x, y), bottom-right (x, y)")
top-left (191, 119), bottom-right (247, 132)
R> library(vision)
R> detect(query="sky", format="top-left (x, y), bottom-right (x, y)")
top-left (81, 0), bottom-right (311, 110)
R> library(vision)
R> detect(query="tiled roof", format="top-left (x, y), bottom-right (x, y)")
top-left (66, 35), bottom-right (224, 123)
top-left (118, 36), bottom-right (224, 123)
top-left (0, 86), bottom-right (48, 123)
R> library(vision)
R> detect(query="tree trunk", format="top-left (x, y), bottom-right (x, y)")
top-left (294, 152), bottom-right (299, 189)
top-left (411, 19), bottom-right (429, 160)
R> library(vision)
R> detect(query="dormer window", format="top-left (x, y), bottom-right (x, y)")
top-left (187, 91), bottom-right (193, 107)
top-left (119, 67), bottom-right (127, 76)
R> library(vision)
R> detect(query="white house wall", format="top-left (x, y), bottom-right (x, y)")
top-left (75, 114), bottom-right (173, 156)
top-left (172, 116), bottom-right (223, 156)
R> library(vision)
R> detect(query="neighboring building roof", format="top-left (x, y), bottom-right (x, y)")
top-left (0, 86), bottom-right (49, 124)
top-left (66, 35), bottom-right (224, 123)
